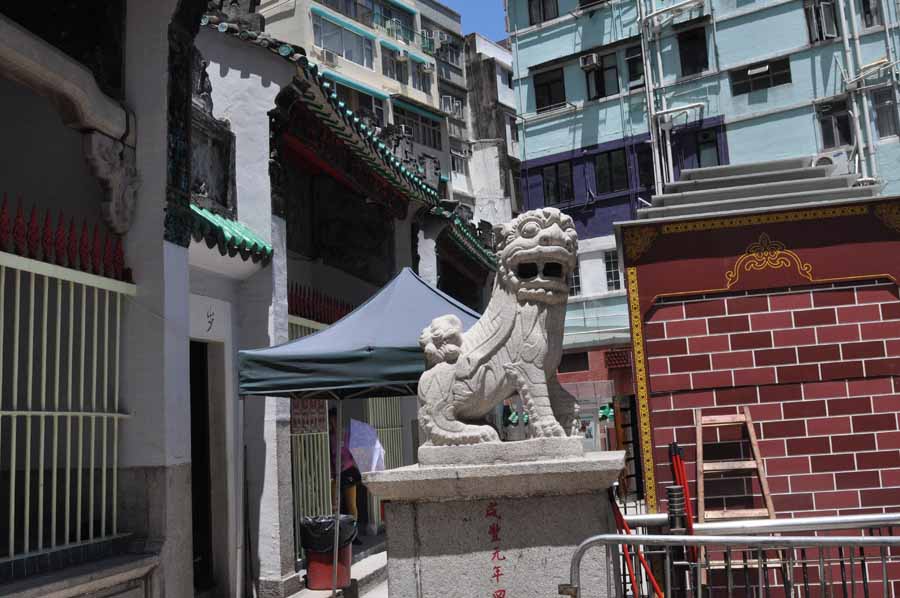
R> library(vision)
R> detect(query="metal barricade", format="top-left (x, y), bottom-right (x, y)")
top-left (562, 513), bottom-right (900, 597)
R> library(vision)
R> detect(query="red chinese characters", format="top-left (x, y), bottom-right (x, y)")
top-left (485, 501), bottom-right (506, 596)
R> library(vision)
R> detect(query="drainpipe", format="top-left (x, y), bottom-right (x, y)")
top-left (877, 0), bottom-right (900, 159)
top-left (654, 28), bottom-right (676, 183)
top-left (638, 0), bottom-right (665, 191)
top-left (846, 0), bottom-right (879, 177)
top-left (835, 0), bottom-right (870, 177)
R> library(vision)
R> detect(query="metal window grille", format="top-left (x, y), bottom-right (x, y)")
top-left (0, 251), bottom-right (134, 580)
top-left (873, 87), bottom-right (899, 138)
top-left (287, 315), bottom-right (332, 562)
top-left (568, 260), bottom-right (581, 297)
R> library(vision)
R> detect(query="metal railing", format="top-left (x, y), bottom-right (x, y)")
top-left (563, 513), bottom-right (900, 597)
top-left (0, 249), bottom-right (134, 579)
top-left (364, 396), bottom-right (406, 532)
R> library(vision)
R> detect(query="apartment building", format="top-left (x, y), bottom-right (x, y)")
top-left (506, 0), bottom-right (898, 414)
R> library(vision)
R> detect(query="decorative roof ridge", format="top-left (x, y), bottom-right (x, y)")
top-left (189, 202), bottom-right (273, 264)
top-left (429, 207), bottom-right (498, 271)
top-left (200, 14), bottom-right (440, 207)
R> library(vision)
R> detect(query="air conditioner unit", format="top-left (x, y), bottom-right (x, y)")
top-left (396, 50), bottom-right (410, 63)
top-left (579, 53), bottom-right (599, 69)
top-left (421, 62), bottom-right (435, 72)
top-left (399, 124), bottom-right (414, 137)
top-left (439, 31), bottom-right (451, 43)
top-left (322, 49), bottom-right (338, 66)
top-left (813, 150), bottom-right (851, 176)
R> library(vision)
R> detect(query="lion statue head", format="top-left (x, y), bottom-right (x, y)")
top-left (493, 208), bottom-right (578, 305)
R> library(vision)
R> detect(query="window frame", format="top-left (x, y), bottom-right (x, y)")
top-left (805, 0), bottom-right (840, 43)
top-left (568, 259), bottom-right (581, 297)
top-left (872, 87), bottom-right (899, 138)
top-left (412, 62), bottom-right (432, 94)
top-left (528, 0), bottom-right (559, 25)
top-left (393, 106), bottom-right (443, 151)
top-left (586, 52), bottom-right (620, 100)
top-left (541, 161), bottom-right (574, 206)
top-left (382, 47), bottom-right (408, 83)
top-left (591, 148), bottom-right (629, 195)
top-left (508, 114), bottom-right (519, 142)
top-left (312, 14), bottom-right (374, 69)
top-left (860, 0), bottom-right (882, 27)
top-left (625, 45), bottom-right (645, 88)
top-left (730, 57), bottom-right (792, 96)
top-left (677, 27), bottom-right (709, 77)
top-left (534, 68), bottom-right (566, 113)
top-left (451, 152), bottom-right (468, 175)
top-left (817, 98), bottom-right (854, 149)
top-left (604, 250), bottom-right (623, 291)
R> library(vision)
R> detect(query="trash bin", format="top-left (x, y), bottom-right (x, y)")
top-left (299, 515), bottom-right (358, 590)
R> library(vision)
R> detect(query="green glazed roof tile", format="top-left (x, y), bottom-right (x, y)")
top-left (190, 204), bottom-right (273, 264)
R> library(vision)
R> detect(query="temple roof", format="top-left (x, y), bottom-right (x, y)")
top-left (190, 204), bottom-right (273, 264)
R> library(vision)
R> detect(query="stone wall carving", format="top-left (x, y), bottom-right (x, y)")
top-left (417, 207), bottom-right (580, 446)
top-left (83, 132), bottom-right (141, 234)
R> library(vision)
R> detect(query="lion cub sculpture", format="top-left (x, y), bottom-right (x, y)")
top-left (418, 207), bottom-right (581, 446)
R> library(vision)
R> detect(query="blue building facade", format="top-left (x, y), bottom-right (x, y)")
top-left (508, 0), bottom-right (900, 356)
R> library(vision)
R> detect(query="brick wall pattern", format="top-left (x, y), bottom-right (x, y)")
top-left (645, 280), bottom-right (900, 518)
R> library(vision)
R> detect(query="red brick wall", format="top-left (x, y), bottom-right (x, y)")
top-left (645, 280), bottom-right (900, 516)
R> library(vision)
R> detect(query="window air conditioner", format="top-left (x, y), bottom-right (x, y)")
top-left (323, 49), bottom-right (338, 66)
top-left (397, 50), bottom-right (410, 63)
top-left (399, 124), bottom-right (414, 137)
top-left (579, 53), bottom-right (599, 69)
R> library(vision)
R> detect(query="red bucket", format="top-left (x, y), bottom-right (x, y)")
top-left (305, 544), bottom-right (352, 590)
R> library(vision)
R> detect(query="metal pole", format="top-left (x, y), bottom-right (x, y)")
top-left (332, 398), bottom-right (343, 598)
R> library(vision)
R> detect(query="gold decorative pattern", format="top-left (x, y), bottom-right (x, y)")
top-left (661, 205), bottom-right (868, 234)
top-left (725, 233), bottom-right (813, 289)
top-left (623, 226), bottom-right (659, 263)
top-left (874, 203), bottom-right (900, 233)
top-left (626, 266), bottom-right (658, 512)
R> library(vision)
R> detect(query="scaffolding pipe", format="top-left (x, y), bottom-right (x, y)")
top-left (625, 511), bottom-right (900, 534)
top-left (847, 0), bottom-right (880, 177)
top-left (652, 27), bottom-right (675, 183)
top-left (835, 0), bottom-right (870, 177)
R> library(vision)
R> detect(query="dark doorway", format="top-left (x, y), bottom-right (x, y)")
top-left (190, 341), bottom-right (215, 591)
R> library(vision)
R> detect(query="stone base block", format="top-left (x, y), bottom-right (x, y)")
top-left (364, 452), bottom-right (624, 598)
top-left (417, 436), bottom-right (584, 466)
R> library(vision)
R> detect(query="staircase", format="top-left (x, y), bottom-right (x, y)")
top-left (637, 156), bottom-right (881, 219)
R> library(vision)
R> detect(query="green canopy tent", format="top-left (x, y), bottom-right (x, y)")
top-left (238, 267), bottom-right (480, 595)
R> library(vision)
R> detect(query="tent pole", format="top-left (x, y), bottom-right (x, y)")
top-left (332, 397), bottom-right (342, 598)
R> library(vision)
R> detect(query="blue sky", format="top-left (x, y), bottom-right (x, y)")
top-left (440, 0), bottom-right (508, 43)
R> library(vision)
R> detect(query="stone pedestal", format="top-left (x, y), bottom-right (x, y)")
top-left (363, 450), bottom-right (625, 598)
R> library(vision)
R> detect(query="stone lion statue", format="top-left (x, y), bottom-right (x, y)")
top-left (417, 207), bottom-right (580, 445)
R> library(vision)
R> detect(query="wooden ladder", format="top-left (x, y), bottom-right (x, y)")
top-left (696, 406), bottom-right (776, 524)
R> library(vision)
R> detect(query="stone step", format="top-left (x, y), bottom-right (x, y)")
top-left (679, 156), bottom-right (812, 181)
top-left (652, 175), bottom-right (859, 207)
top-left (637, 185), bottom-right (879, 219)
top-left (663, 166), bottom-right (832, 194)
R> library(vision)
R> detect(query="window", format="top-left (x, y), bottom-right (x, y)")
top-left (592, 148), bottom-right (628, 194)
top-left (805, 0), bottom-right (839, 42)
top-left (335, 83), bottom-right (385, 126)
top-left (393, 106), bottom-right (442, 150)
top-left (528, 0), bottom-right (559, 25)
top-left (508, 115), bottom-right (519, 142)
top-left (817, 99), bottom-right (854, 149)
top-left (730, 58), bottom-right (792, 95)
top-left (504, 68), bottom-right (514, 89)
top-left (637, 144), bottom-right (654, 188)
top-left (442, 43), bottom-right (462, 67)
top-left (451, 152), bottom-right (468, 175)
top-left (625, 46), bottom-right (644, 88)
top-left (569, 259), bottom-right (581, 296)
top-left (861, 0), bottom-right (882, 26)
top-left (695, 129), bottom-right (720, 168)
top-left (441, 95), bottom-right (465, 119)
top-left (542, 161), bottom-right (573, 205)
top-left (677, 28), bottom-right (708, 77)
top-left (534, 68), bottom-right (566, 113)
top-left (604, 250), bottom-right (622, 291)
top-left (412, 63), bottom-right (432, 94)
top-left (558, 352), bottom-right (590, 373)
top-left (873, 88), bottom-right (899, 138)
top-left (382, 47), bottom-right (408, 83)
top-left (587, 53), bottom-right (620, 100)
top-left (313, 15), bottom-right (374, 69)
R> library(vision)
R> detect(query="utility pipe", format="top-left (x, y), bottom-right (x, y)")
top-left (624, 510), bottom-right (900, 534)
top-left (835, 0), bottom-right (870, 177)
top-left (653, 28), bottom-right (675, 183)
top-left (637, 0), bottom-right (665, 191)
top-left (846, 0), bottom-right (879, 177)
